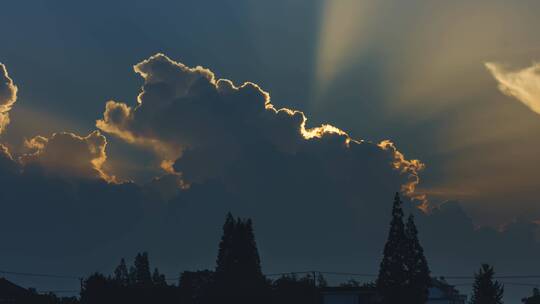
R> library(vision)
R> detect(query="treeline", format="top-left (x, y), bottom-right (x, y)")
top-left (79, 214), bottom-right (325, 304)
top-left (16, 192), bottom-right (539, 304)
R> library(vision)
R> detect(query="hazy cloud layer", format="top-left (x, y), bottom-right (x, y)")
top-left (486, 62), bottom-right (540, 115)
top-left (0, 64), bottom-right (17, 135)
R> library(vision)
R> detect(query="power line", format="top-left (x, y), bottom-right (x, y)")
top-left (453, 282), bottom-right (539, 288)
top-left (444, 275), bottom-right (540, 280)
top-left (319, 271), bottom-right (377, 277)
top-left (4, 268), bottom-right (540, 287)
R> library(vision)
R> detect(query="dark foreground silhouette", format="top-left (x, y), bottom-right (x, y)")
top-left (1, 193), bottom-right (517, 304)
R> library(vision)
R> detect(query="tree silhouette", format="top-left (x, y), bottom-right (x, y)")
top-left (404, 214), bottom-right (431, 304)
top-left (81, 273), bottom-right (114, 304)
top-left (209, 213), bottom-right (269, 304)
top-left (128, 265), bottom-right (137, 285)
top-left (81, 253), bottom-right (178, 304)
top-left (113, 258), bottom-right (129, 286)
top-left (134, 252), bottom-right (152, 286)
top-left (377, 192), bottom-right (408, 304)
top-left (215, 213), bottom-right (235, 277)
top-left (470, 264), bottom-right (504, 304)
top-left (152, 268), bottom-right (167, 286)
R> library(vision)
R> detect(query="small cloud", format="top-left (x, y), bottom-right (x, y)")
top-left (21, 131), bottom-right (115, 182)
top-left (485, 62), bottom-right (540, 114)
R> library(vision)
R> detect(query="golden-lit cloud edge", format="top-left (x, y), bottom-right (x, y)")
top-left (0, 63), bottom-right (18, 135)
top-left (21, 131), bottom-right (116, 182)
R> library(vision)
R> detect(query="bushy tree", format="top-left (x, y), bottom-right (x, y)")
top-left (81, 253), bottom-right (177, 304)
top-left (470, 264), bottom-right (504, 304)
top-left (81, 273), bottom-right (114, 304)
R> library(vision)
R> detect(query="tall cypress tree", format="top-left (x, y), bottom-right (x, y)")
top-left (405, 214), bottom-right (431, 304)
top-left (215, 213), bottom-right (236, 277)
top-left (237, 218), bottom-right (264, 279)
top-left (377, 192), bottom-right (408, 304)
top-left (210, 213), bottom-right (268, 304)
top-left (134, 252), bottom-right (152, 286)
top-left (470, 264), bottom-right (504, 304)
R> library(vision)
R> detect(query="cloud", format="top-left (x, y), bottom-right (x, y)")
top-left (485, 62), bottom-right (540, 114)
top-left (20, 131), bottom-right (115, 181)
top-left (0, 63), bottom-right (18, 135)
top-left (97, 53), bottom-right (426, 206)
top-left (0, 65), bottom-right (140, 259)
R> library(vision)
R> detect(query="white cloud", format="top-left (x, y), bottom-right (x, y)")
top-left (486, 62), bottom-right (540, 114)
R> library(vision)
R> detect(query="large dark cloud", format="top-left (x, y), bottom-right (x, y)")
top-left (97, 54), bottom-right (425, 205)
top-left (95, 54), bottom-right (431, 274)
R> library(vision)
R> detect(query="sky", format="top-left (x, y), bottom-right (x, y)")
top-left (1, 0), bottom-right (540, 302)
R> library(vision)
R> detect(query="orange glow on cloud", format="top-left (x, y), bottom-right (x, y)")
top-left (22, 131), bottom-right (116, 183)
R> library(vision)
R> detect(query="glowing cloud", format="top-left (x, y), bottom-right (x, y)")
top-left (0, 63), bottom-right (18, 135)
top-left (486, 62), bottom-right (540, 115)
top-left (98, 53), bottom-right (426, 205)
top-left (21, 131), bottom-right (114, 181)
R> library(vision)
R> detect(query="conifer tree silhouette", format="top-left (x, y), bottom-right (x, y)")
top-left (209, 213), bottom-right (269, 304)
top-left (113, 258), bottom-right (129, 286)
top-left (405, 214), bottom-right (431, 304)
top-left (134, 252), bottom-right (152, 286)
top-left (377, 192), bottom-right (408, 304)
top-left (470, 264), bottom-right (504, 304)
